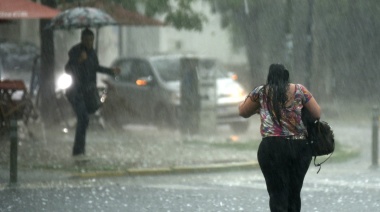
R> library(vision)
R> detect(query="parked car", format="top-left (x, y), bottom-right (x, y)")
top-left (101, 54), bottom-right (250, 133)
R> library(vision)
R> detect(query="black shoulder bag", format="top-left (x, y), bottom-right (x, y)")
top-left (302, 108), bottom-right (335, 173)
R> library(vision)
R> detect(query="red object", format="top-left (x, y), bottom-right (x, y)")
top-left (0, 0), bottom-right (60, 20)
top-left (0, 80), bottom-right (29, 121)
top-left (0, 80), bottom-right (26, 91)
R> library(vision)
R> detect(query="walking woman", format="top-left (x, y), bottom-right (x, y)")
top-left (238, 64), bottom-right (321, 212)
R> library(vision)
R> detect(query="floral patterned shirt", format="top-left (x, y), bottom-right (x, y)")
top-left (249, 84), bottom-right (313, 138)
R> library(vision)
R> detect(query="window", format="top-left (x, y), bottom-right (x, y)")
top-left (129, 60), bottom-right (152, 83)
top-left (116, 60), bottom-right (133, 82)
top-left (150, 58), bottom-right (181, 82)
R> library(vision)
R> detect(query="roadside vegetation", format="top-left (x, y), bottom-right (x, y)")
top-left (188, 137), bottom-right (360, 164)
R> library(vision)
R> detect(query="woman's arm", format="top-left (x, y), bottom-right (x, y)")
top-left (238, 96), bottom-right (260, 118)
top-left (304, 97), bottom-right (321, 119)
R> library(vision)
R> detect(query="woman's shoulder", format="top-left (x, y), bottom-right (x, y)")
top-left (291, 83), bottom-right (310, 93)
top-left (293, 83), bottom-right (313, 101)
top-left (251, 85), bottom-right (264, 95)
top-left (293, 83), bottom-right (308, 89)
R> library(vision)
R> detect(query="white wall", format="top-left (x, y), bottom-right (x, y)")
top-left (119, 26), bottom-right (160, 57)
top-left (0, 20), bottom-right (39, 44)
top-left (119, 0), bottom-right (247, 65)
top-left (157, 1), bottom-right (247, 65)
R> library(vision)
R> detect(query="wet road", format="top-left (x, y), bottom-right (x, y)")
top-left (1, 165), bottom-right (379, 212)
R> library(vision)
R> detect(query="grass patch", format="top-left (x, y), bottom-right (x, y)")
top-left (209, 140), bottom-right (261, 151)
top-left (188, 138), bottom-right (261, 151)
top-left (321, 141), bottom-right (360, 163)
top-left (187, 138), bottom-right (360, 163)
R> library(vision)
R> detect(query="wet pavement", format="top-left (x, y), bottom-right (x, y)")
top-left (0, 117), bottom-right (262, 184)
top-left (0, 114), bottom-right (376, 185)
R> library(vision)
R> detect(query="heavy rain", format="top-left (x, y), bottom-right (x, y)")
top-left (0, 0), bottom-right (380, 211)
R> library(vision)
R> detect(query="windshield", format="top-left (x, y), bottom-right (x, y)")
top-left (150, 58), bottom-right (181, 82)
top-left (150, 57), bottom-right (227, 82)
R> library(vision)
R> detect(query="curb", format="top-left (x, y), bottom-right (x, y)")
top-left (70, 160), bottom-right (260, 179)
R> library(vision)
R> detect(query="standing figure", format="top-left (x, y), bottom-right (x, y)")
top-left (238, 64), bottom-right (321, 211)
top-left (65, 28), bottom-right (120, 157)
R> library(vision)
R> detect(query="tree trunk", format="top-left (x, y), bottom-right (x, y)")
top-left (39, 0), bottom-right (58, 125)
top-left (238, 7), bottom-right (264, 87)
top-left (305, 0), bottom-right (314, 89)
top-left (284, 0), bottom-right (293, 70)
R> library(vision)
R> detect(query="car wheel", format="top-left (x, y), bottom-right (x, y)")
top-left (230, 122), bottom-right (250, 134)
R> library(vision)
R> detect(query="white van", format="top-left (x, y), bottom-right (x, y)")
top-left (101, 54), bottom-right (249, 133)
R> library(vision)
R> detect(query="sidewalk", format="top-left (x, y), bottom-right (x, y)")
top-left (0, 115), bottom-right (371, 185)
top-left (0, 119), bottom-right (261, 184)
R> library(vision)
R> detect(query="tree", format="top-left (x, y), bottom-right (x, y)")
top-left (208, 0), bottom-right (287, 86)
top-left (304, 0), bottom-right (314, 89)
top-left (39, 0), bottom-right (58, 125)
top-left (211, 0), bottom-right (380, 102)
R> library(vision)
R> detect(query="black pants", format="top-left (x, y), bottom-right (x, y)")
top-left (67, 92), bottom-right (89, 156)
top-left (257, 137), bottom-right (312, 212)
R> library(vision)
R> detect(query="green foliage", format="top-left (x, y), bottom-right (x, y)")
top-left (188, 138), bottom-right (261, 151)
top-left (111, 0), bottom-right (138, 11)
top-left (210, 140), bottom-right (260, 151)
top-left (145, 0), bottom-right (171, 17)
top-left (188, 137), bottom-right (359, 163)
top-left (165, 10), bottom-right (206, 31)
top-left (206, 0), bottom-right (260, 49)
top-left (147, 0), bottom-right (207, 31)
top-left (57, 0), bottom-right (208, 31)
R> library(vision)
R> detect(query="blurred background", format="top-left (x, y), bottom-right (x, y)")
top-left (1, 0), bottom-right (379, 123)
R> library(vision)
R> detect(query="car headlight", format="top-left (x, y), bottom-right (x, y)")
top-left (220, 86), bottom-right (246, 99)
top-left (56, 73), bottom-right (72, 91)
top-left (230, 87), bottom-right (247, 99)
top-left (217, 84), bottom-right (248, 105)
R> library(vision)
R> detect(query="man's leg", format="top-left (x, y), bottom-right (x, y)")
top-left (68, 93), bottom-right (89, 156)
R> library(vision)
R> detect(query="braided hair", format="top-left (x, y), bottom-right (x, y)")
top-left (263, 64), bottom-right (289, 126)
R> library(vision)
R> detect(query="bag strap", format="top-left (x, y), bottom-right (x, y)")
top-left (313, 152), bottom-right (333, 174)
top-left (313, 120), bottom-right (333, 173)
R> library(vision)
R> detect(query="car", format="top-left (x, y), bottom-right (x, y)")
top-left (101, 54), bottom-right (250, 133)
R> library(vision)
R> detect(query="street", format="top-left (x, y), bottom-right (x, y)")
top-left (1, 164), bottom-right (380, 212)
